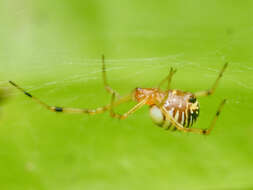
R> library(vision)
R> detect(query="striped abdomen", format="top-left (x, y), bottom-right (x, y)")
top-left (149, 90), bottom-right (200, 130)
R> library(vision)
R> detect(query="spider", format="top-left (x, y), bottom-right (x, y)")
top-left (9, 56), bottom-right (228, 135)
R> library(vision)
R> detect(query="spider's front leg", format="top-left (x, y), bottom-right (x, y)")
top-left (9, 81), bottom-right (131, 115)
top-left (194, 63), bottom-right (228, 97)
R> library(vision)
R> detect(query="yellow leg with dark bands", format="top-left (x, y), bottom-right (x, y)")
top-left (194, 63), bottom-right (228, 97)
top-left (9, 80), bottom-right (132, 115)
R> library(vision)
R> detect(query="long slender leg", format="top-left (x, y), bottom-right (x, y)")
top-left (156, 68), bottom-right (177, 109)
top-left (194, 63), bottom-right (228, 97)
top-left (102, 55), bottom-right (121, 98)
top-left (158, 67), bottom-right (177, 89)
top-left (110, 92), bottom-right (148, 119)
top-left (158, 68), bottom-right (176, 109)
top-left (160, 99), bottom-right (226, 135)
top-left (9, 81), bottom-right (132, 114)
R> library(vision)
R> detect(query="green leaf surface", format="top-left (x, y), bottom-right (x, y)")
top-left (1, 1), bottom-right (253, 190)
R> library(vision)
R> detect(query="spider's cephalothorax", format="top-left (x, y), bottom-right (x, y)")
top-left (135, 88), bottom-right (199, 129)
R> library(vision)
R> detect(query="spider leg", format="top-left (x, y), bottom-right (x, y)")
top-left (158, 68), bottom-right (176, 108)
top-left (158, 67), bottom-right (177, 90)
top-left (160, 99), bottom-right (226, 135)
top-left (194, 63), bottom-right (228, 97)
top-left (102, 55), bottom-right (121, 98)
top-left (110, 92), bottom-right (148, 119)
top-left (9, 81), bottom-right (132, 114)
top-left (156, 68), bottom-right (177, 108)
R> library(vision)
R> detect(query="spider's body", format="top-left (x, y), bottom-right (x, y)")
top-left (135, 88), bottom-right (199, 129)
top-left (9, 55), bottom-right (228, 135)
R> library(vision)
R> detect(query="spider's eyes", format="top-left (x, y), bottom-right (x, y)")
top-left (189, 97), bottom-right (196, 103)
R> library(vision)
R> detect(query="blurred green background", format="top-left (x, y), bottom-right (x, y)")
top-left (1, 0), bottom-right (253, 189)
